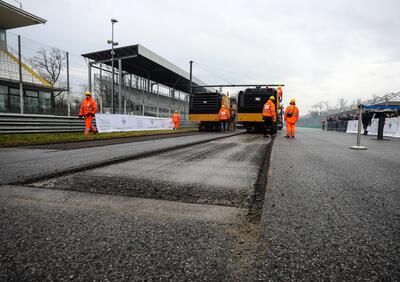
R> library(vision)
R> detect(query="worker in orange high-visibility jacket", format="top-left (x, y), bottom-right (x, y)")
top-left (218, 105), bottom-right (231, 132)
top-left (262, 96), bottom-right (277, 137)
top-left (79, 91), bottom-right (98, 136)
top-left (172, 110), bottom-right (180, 130)
top-left (284, 98), bottom-right (299, 138)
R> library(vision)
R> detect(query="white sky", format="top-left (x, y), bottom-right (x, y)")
top-left (10, 0), bottom-right (400, 113)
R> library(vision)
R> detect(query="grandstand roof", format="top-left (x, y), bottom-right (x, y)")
top-left (82, 44), bottom-right (206, 93)
top-left (0, 1), bottom-right (46, 30)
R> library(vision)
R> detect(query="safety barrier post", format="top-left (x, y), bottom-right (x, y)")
top-left (350, 105), bottom-right (367, 150)
top-left (66, 52), bottom-right (70, 116)
top-left (18, 35), bottom-right (24, 114)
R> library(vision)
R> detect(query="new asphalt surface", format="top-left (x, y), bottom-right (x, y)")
top-left (256, 128), bottom-right (400, 280)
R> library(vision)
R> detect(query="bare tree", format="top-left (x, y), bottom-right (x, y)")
top-left (337, 98), bottom-right (347, 111)
top-left (29, 48), bottom-right (65, 86)
top-left (311, 101), bottom-right (324, 114)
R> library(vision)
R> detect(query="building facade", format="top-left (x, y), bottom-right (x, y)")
top-left (0, 1), bottom-right (56, 115)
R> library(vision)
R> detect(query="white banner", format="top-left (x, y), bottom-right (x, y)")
top-left (95, 114), bottom-right (173, 133)
top-left (367, 118), bottom-right (379, 136)
top-left (346, 120), bottom-right (358, 133)
top-left (346, 117), bottom-right (400, 138)
top-left (383, 117), bottom-right (399, 137)
top-left (394, 117), bottom-right (400, 138)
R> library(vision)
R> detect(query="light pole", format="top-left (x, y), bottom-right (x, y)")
top-left (107, 18), bottom-right (118, 114)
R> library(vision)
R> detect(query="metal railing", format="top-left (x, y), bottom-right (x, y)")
top-left (326, 120), bottom-right (350, 132)
top-left (0, 113), bottom-right (197, 134)
top-left (0, 113), bottom-right (85, 133)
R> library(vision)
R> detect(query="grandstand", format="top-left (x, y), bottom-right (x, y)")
top-left (83, 44), bottom-right (207, 117)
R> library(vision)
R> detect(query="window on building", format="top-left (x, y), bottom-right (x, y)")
top-left (9, 88), bottom-right (21, 113)
top-left (25, 90), bottom-right (39, 114)
top-left (0, 86), bottom-right (8, 112)
top-left (39, 91), bottom-right (52, 114)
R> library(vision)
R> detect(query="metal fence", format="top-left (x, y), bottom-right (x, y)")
top-left (326, 120), bottom-right (351, 132)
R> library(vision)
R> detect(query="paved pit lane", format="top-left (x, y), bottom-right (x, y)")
top-left (32, 134), bottom-right (270, 208)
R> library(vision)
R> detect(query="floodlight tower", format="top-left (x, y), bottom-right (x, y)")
top-left (107, 18), bottom-right (118, 113)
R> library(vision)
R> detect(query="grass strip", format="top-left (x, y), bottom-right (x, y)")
top-left (0, 128), bottom-right (198, 147)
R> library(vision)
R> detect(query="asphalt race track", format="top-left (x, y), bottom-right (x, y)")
top-left (0, 128), bottom-right (399, 280)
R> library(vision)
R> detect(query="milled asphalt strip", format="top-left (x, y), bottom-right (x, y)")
top-left (7, 131), bottom-right (244, 186)
top-left (248, 138), bottom-right (274, 221)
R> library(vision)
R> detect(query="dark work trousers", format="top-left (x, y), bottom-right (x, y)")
top-left (220, 120), bottom-right (229, 132)
top-left (263, 116), bottom-right (273, 136)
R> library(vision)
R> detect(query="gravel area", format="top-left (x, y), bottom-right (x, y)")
top-left (256, 128), bottom-right (400, 280)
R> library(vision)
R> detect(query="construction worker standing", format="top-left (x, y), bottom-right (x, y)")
top-left (172, 110), bottom-right (180, 130)
top-left (284, 98), bottom-right (299, 138)
top-left (218, 105), bottom-right (230, 132)
top-left (262, 96), bottom-right (276, 137)
top-left (79, 91), bottom-right (98, 136)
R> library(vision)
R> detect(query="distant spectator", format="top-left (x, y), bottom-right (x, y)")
top-left (362, 111), bottom-right (373, 135)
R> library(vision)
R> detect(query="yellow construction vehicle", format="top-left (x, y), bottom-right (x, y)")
top-left (237, 86), bottom-right (283, 132)
top-left (189, 92), bottom-right (235, 131)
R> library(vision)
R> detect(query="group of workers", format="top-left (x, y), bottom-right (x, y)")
top-left (216, 96), bottom-right (299, 138)
top-left (80, 90), bottom-right (299, 138)
top-left (262, 96), bottom-right (299, 138)
top-left (217, 105), bottom-right (238, 132)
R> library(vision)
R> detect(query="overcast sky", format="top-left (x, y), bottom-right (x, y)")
top-left (10, 0), bottom-right (400, 113)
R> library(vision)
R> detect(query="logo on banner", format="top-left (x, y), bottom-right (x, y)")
top-left (121, 118), bottom-right (127, 125)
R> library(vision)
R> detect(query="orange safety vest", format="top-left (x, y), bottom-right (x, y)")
top-left (285, 105), bottom-right (299, 123)
top-left (262, 100), bottom-right (276, 118)
top-left (172, 113), bottom-right (180, 123)
top-left (79, 97), bottom-right (97, 116)
top-left (218, 108), bottom-right (230, 120)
